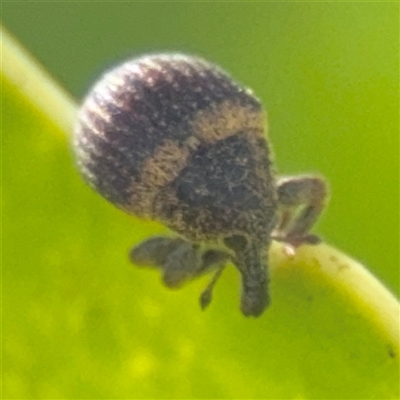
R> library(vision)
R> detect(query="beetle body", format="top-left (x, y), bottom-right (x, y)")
top-left (75, 54), bottom-right (277, 242)
top-left (74, 54), bottom-right (327, 317)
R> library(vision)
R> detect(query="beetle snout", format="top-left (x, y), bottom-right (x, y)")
top-left (240, 285), bottom-right (270, 317)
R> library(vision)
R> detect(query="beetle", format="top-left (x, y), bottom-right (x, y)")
top-left (74, 53), bottom-right (327, 317)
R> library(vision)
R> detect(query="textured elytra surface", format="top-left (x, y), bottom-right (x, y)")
top-left (163, 133), bottom-right (275, 241)
top-left (74, 54), bottom-right (276, 243)
top-left (75, 54), bottom-right (263, 209)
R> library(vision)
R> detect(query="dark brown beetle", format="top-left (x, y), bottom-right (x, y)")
top-left (74, 54), bottom-right (327, 317)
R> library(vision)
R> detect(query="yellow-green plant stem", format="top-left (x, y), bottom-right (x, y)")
top-left (1, 26), bottom-right (75, 136)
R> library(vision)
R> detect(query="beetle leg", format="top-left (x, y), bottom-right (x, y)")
top-left (198, 249), bottom-right (231, 310)
top-left (130, 237), bottom-right (230, 303)
top-left (129, 236), bottom-right (186, 267)
top-left (273, 175), bottom-right (328, 248)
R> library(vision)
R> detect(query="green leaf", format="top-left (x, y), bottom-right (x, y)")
top-left (2, 26), bottom-right (399, 399)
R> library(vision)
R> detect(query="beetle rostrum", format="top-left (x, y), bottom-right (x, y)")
top-left (74, 53), bottom-right (327, 317)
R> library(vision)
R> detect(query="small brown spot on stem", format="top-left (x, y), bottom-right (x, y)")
top-left (388, 345), bottom-right (396, 359)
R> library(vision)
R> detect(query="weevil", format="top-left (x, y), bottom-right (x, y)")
top-left (74, 54), bottom-right (327, 317)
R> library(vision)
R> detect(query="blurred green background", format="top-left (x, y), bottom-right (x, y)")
top-left (3, 2), bottom-right (398, 291)
top-left (2, 2), bottom-right (399, 399)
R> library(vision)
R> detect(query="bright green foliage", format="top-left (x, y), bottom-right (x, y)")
top-left (2, 27), bottom-right (399, 399)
